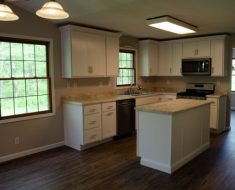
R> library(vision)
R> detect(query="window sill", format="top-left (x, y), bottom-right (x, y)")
top-left (0, 112), bottom-right (55, 124)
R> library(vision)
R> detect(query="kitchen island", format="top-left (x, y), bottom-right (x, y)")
top-left (135, 99), bottom-right (211, 174)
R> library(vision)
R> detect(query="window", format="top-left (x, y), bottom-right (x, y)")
top-left (232, 59), bottom-right (235, 91)
top-left (116, 50), bottom-right (136, 86)
top-left (0, 37), bottom-right (52, 120)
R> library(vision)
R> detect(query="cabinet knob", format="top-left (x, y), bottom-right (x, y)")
top-left (88, 66), bottom-right (93, 73)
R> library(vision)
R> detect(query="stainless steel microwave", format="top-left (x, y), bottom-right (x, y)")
top-left (181, 58), bottom-right (211, 76)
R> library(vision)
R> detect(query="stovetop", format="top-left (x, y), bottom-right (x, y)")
top-left (177, 83), bottom-right (215, 100)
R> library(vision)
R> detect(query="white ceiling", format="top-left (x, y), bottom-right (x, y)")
top-left (11, 0), bottom-right (235, 39)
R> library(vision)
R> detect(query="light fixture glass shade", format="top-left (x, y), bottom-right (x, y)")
top-left (147, 16), bottom-right (197, 34)
top-left (36, 1), bottom-right (69, 20)
top-left (0, 3), bottom-right (19, 21)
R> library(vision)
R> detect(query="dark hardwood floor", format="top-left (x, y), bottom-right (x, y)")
top-left (1, 113), bottom-right (235, 190)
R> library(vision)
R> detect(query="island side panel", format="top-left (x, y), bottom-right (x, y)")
top-left (171, 104), bottom-right (210, 173)
top-left (138, 111), bottom-right (172, 173)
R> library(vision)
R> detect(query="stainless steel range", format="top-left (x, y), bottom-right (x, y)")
top-left (177, 83), bottom-right (215, 100)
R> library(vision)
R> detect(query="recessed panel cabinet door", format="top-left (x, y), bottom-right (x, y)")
top-left (87, 33), bottom-right (106, 76)
top-left (102, 111), bottom-right (116, 139)
top-left (71, 31), bottom-right (88, 77)
top-left (158, 43), bottom-right (173, 76)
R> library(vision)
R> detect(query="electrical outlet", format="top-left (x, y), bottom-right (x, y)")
top-left (14, 137), bottom-right (20, 145)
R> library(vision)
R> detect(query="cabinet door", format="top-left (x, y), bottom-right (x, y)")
top-left (159, 43), bottom-right (172, 76)
top-left (210, 105), bottom-right (217, 129)
top-left (211, 38), bottom-right (225, 76)
top-left (102, 111), bottom-right (116, 139)
top-left (106, 36), bottom-right (119, 76)
top-left (182, 41), bottom-right (196, 58)
top-left (71, 31), bottom-right (89, 77)
top-left (87, 33), bottom-right (106, 76)
top-left (139, 40), bottom-right (158, 76)
top-left (172, 42), bottom-right (182, 76)
top-left (197, 40), bottom-right (211, 57)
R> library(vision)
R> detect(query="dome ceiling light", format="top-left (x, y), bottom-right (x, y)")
top-left (0, 0), bottom-right (19, 21)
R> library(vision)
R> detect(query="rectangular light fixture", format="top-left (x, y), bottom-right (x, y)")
top-left (146, 15), bottom-right (197, 35)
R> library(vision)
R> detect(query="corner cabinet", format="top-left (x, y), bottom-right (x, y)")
top-left (138, 40), bottom-right (159, 76)
top-left (60, 25), bottom-right (121, 78)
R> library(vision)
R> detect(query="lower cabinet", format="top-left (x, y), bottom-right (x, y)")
top-left (64, 101), bottom-right (116, 150)
top-left (207, 96), bottom-right (227, 132)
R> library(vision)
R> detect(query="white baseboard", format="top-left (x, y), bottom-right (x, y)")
top-left (141, 158), bottom-right (171, 174)
top-left (0, 141), bottom-right (64, 163)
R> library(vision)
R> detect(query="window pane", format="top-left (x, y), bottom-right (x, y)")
top-left (122, 69), bottom-right (129, 77)
top-left (0, 61), bottom-right (11, 78)
top-left (36, 61), bottom-right (47, 77)
top-left (27, 96), bottom-right (38, 112)
top-left (14, 80), bottom-right (26, 97)
top-left (24, 61), bottom-right (35, 77)
top-left (12, 61), bottom-right (24, 77)
top-left (0, 80), bottom-right (13, 98)
top-left (117, 77), bottom-right (122, 85)
top-left (35, 45), bottom-right (46, 61)
top-left (23, 44), bottom-right (34, 60)
top-left (15, 97), bottom-right (26, 115)
top-left (11, 43), bottom-right (23, 60)
top-left (38, 95), bottom-right (49, 111)
top-left (38, 79), bottom-right (48, 95)
top-left (0, 42), bottom-right (10, 60)
top-left (1, 98), bottom-right (14, 116)
top-left (26, 79), bottom-right (37, 96)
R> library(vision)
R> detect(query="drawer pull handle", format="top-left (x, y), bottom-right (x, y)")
top-left (107, 106), bottom-right (113, 109)
top-left (89, 109), bottom-right (96, 113)
top-left (106, 112), bottom-right (113, 116)
top-left (90, 134), bottom-right (97, 139)
top-left (89, 120), bottom-right (97, 125)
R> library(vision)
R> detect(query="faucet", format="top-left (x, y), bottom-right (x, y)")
top-left (129, 83), bottom-right (134, 95)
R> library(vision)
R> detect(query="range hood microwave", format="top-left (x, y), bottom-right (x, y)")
top-left (181, 58), bottom-right (211, 76)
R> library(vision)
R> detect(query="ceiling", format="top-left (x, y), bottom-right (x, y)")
top-left (10, 0), bottom-right (235, 39)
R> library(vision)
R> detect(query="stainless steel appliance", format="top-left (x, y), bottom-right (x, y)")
top-left (182, 58), bottom-right (211, 76)
top-left (177, 83), bottom-right (215, 100)
top-left (115, 99), bottom-right (135, 138)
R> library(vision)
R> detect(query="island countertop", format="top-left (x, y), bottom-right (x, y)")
top-left (135, 99), bottom-right (212, 114)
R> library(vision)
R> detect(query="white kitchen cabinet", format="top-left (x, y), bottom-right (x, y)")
top-left (60, 25), bottom-right (120, 78)
top-left (64, 101), bottom-right (117, 151)
top-left (210, 35), bottom-right (228, 76)
top-left (106, 36), bottom-right (120, 76)
top-left (207, 95), bottom-right (227, 133)
top-left (139, 40), bottom-right (159, 76)
top-left (102, 102), bottom-right (116, 139)
top-left (182, 38), bottom-right (211, 58)
top-left (158, 41), bottom-right (182, 76)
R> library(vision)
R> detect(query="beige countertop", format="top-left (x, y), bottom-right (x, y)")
top-left (206, 93), bottom-right (227, 98)
top-left (135, 99), bottom-right (212, 114)
top-left (63, 92), bottom-right (177, 105)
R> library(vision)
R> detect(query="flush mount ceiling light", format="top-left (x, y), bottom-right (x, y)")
top-left (147, 15), bottom-right (197, 35)
top-left (0, 0), bottom-right (19, 21)
top-left (36, 0), bottom-right (69, 20)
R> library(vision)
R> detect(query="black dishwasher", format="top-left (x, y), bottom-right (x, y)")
top-left (115, 99), bottom-right (135, 138)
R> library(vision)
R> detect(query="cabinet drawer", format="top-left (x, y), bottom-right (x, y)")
top-left (84, 104), bottom-right (101, 115)
top-left (102, 102), bottom-right (116, 112)
top-left (84, 128), bottom-right (101, 144)
top-left (84, 114), bottom-right (101, 130)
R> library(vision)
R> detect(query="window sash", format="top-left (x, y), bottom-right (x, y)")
top-left (0, 38), bottom-right (52, 120)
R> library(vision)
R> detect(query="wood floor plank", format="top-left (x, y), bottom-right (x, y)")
top-left (1, 112), bottom-right (235, 190)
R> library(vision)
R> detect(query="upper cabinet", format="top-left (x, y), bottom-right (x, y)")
top-left (139, 40), bottom-right (159, 76)
top-left (60, 25), bottom-right (121, 78)
top-left (182, 38), bottom-right (211, 58)
top-left (210, 35), bottom-right (228, 76)
top-left (158, 40), bottom-right (182, 76)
